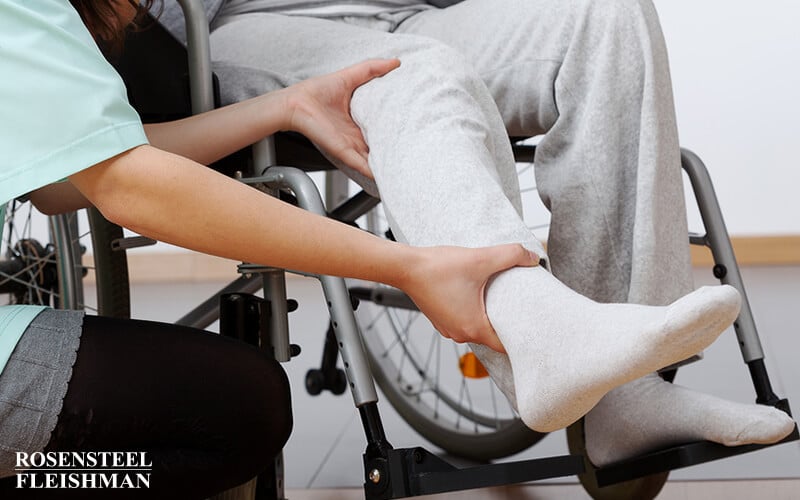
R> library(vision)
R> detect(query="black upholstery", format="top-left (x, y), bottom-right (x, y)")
top-left (111, 17), bottom-right (335, 177)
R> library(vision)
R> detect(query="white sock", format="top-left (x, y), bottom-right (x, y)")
top-left (584, 373), bottom-right (797, 467)
top-left (478, 266), bottom-right (741, 433)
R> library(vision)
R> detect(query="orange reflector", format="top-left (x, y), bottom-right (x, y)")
top-left (459, 352), bottom-right (490, 379)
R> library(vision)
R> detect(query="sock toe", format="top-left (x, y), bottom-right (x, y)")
top-left (724, 408), bottom-right (796, 446)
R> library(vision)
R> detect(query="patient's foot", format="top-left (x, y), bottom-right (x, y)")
top-left (482, 266), bottom-right (741, 432)
top-left (584, 373), bottom-right (797, 467)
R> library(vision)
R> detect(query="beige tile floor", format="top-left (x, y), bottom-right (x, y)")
top-left (285, 479), bottom-right (800, 499)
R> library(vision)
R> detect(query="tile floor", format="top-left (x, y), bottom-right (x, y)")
top-left (284, 479), bottom-right (800, 500)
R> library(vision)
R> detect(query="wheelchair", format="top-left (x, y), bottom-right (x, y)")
top-left (1, 1), bottom-right (796, 498)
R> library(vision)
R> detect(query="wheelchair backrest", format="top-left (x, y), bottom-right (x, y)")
top-left (111, 15), bottom-right (220, 123)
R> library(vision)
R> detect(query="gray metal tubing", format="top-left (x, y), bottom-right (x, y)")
top-left (681, 148), bottom-right (764, 362)
top-left (262, 269), bottom-right (292, 362)
top-left (243, 166), bottom-right (380, 406)
top-left (253, 137), bottom-right (278, 176)
top-left (176, 0), bottom-right (278, 173)
top-left (175, 1), bottom-right (292, 365)
top-left (326, 170), bottom-right (351, 211)
top-left (51, 213), bottom-right (84, 310)
top-left (176, 0), bottom-right (215, 114)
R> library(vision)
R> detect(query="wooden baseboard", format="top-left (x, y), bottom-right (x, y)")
top-left (690, 235), bottom-right (800, 267)
top-left (84, 235), bottom-right (800, 284)
top-left (83, 252), bottom-right (241, 284)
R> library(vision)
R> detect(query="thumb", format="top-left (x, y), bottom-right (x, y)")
top-left (483, 244), bottom-right (540, 274)
top-left (345, 58), bottom-right (401, 88)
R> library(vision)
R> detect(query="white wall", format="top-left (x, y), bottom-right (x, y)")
top-left (655, 0), bottom-right (800, 236)
top-left (518, 1), bottom-right (800, 238)
top-left (82, 1), bottom-right (800, 256)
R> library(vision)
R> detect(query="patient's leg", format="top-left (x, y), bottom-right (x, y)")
top-left (351, 3), bottom-right (789, 437)
top-left (398, 0), bottom-right (795, 444)
top-left (208, 8), bottom-right (790, 439)
top-left (345, 41), bottom-right (741, 431)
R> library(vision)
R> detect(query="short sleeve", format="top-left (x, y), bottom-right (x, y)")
top-left (0, 0), bottom-right (148, 204)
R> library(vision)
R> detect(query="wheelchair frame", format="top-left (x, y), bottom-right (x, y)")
top-left (103, 0), bottom-right (800, 497)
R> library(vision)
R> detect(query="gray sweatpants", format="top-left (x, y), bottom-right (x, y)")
top-left (210, 0), bottom-right (694, 308)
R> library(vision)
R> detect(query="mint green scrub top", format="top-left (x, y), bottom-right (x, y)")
top-left (0, 0), bottom-right (148, 376)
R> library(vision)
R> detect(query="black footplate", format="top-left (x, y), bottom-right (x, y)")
top-left (363, 447), bottom-right (584, 499)
top-left (595, 400), bottom-right (798, 487)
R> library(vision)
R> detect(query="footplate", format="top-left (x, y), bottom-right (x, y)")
top-left (594, 399), bottom-right (798, 487)
top-left (363, 447), bottom-right (584, 499)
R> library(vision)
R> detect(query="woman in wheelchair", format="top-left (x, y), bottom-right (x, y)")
top-left (0, 0), bottom-right (793, 498)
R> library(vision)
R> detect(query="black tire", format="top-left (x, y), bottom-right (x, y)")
top-left (87, 208), bottom-right (131, 318)
top-left (567, 418), bottom-right (669, 500)
top-left (565, 363), bottom-right (684, 500)
top-left (566, 370), bottom-right (677, 499)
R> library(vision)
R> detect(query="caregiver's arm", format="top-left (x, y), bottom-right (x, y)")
top-left (31, 59), bottom-right (394, 215)
top-left (28, 182), bottom-right (91, 215)
top-left (69, 144), bottom-right (538, 352)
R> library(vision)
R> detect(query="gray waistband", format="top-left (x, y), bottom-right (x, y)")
top-left (0, 308), bottom-right (84, 478)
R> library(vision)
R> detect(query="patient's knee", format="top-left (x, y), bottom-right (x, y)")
top-left (354, 38), bottom-right (483, 109)
top-left (577, 0), bottom-right (661, 35)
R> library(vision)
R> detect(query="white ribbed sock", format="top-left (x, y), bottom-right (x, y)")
top-left (479, 266), bottom-right (742, 433)
top-left (584, 373), bottom-right (796, 466)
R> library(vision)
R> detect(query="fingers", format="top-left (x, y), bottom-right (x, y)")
top-left (324, 131), bottom-right (373, 177)
top-left (466, 244), bottom-right (538, 353)
top-left (434, 320), bottom-right (506, 354)
top-left (434, 244), bottom-right (537, 354)
top-left (479, 325), bottom-right (507, 354)
top-left (343, 149), bottom-right (373, 179)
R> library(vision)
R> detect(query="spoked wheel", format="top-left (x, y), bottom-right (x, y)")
top-left (353, 284), bottom-right (544, 461)
top-left (1, 201), bottom-right (130, 317)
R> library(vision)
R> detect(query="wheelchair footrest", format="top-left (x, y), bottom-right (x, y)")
top-left (363, 447), bottom-right (584, 499)
top-left (594, 424), bottom-right (799, 487)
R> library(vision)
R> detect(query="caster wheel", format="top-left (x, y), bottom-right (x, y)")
top-left (330, 369), bottom-right (348, 395)
top-left (567, 418), bottom-right (668, 500)
top-left (305, 369), bottom-right (324, 396)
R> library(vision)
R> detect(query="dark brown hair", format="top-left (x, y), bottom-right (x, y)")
top-left (70, 0), bottom-right (159, 53)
